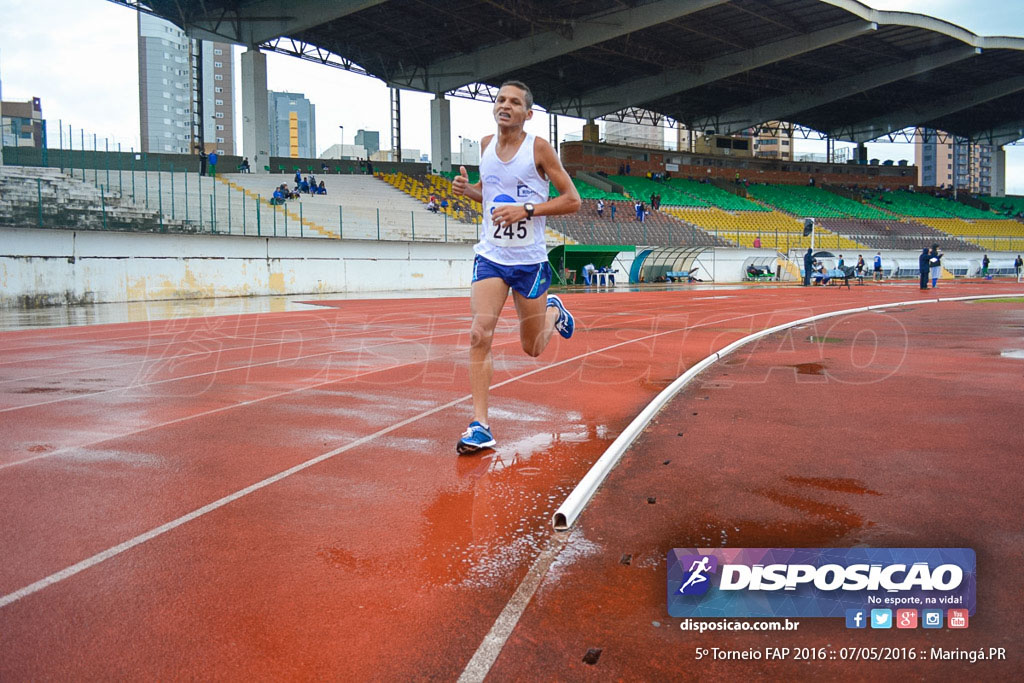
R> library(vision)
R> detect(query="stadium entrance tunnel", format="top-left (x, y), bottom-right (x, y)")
top-left (630, 246), bottom-right (715, 284)
top-left (548, 244), bottom-right (635, 285)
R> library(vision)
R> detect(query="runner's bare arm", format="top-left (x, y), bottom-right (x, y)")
top-left (451, 136), bottom-right (489, 203)
top-left (532, 136), bottom-right (580, 217)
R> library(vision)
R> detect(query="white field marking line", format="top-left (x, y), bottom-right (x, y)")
top-left (457, 533), bottom-right (568, 683)
top-left (0, 311), bottom-right (389, 365)
top-left (0, 308), bottom-right (779, 606)
top-left (0, 298), bottom-right (701, 470)
top-left (550, 292), bottom-right (1017, 532)
top-left (0, 317), bottom-right (447, 385)
top-left (0, 294), bottom-right (700, 412)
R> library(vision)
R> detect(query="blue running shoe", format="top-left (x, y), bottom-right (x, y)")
top-left (457, 421), bottom-right (496, 455)
top-left (546, 294), bottom-right (574, 339)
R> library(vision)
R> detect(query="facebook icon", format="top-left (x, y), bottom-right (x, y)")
top-left (845, 609), bottom-right (867, 629)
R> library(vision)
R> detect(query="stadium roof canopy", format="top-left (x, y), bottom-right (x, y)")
top-left (121, 0), bottom-right (1024, 145)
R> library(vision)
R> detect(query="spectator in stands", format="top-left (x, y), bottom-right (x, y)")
top-left (317, 180), bottom-right (327, 195)
top-left (271, 184), bottom-right (287, 206)
top-left (982, 254), bottom-right (990, 278)
top-left (440, 198), bottom-right (448, 210)
top-left (803, 247), bottom-right (814, 286)
top-left (610, 202), bottom-right (617, 220)
top-left (874, 252), bottom-right (883, 281)
top-left (295, 169), bottom-right (302, 185)
top-left (929, 245), bottom-right (942, 289)
top-left (919, 247), bottom-right (930, 290)
top-left (634, 201), bottom-right (642, 221)
top-left (1015, 255), bottom-right (1023, 282)
top-left (808, 176), bottom-right (815, 187)
top-left (618, 163), bottom-right (625, 175)
top-left (753, 236), bottom-right (761, 248)
top-left (735, 172), bottom-right (740, 185)
top-left (321, 162), bottom-right (330, 173)
top-left (299, 177), bottom-right (310, 194)
top-left (596, 199), bottom-right (604, 217)
top-left (238, 157), bottom-right (251, 173)
top-left (427, 197), bottom-right (439, 213)
top-left (197, 149), bottom-right (208, 177)
top-left (625, 162), bottom-right (631, 175)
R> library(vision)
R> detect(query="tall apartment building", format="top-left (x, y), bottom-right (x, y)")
top-left (915, 128), bottom-right (994, 194)
top-left (0, 97), bottom-right (43, 148)
top-left (354, 129), bottom-right (380, 156)
top-left (751, 122), bottom-right (793, 161)
top-left (268, 91), bottom-right (316, 158)
top-left (137, 14), bottom-right (234, 155)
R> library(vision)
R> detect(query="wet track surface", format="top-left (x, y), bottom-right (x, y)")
top-left (0, 283), bottom-right (1022, 678)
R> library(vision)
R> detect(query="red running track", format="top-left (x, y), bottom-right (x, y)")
top-left (0, 281), bottom-right (1022, 678)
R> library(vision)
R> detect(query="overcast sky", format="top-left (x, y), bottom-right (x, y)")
top-left (0, 0), bottom-right (1021, 192)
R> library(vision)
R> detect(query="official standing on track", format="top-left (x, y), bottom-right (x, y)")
top-left (451, 80), bottom-right (581, 455)
top-left (803, 247), bottom-right (813, 286)
top-left (919, 247), bottom-right (930, 290)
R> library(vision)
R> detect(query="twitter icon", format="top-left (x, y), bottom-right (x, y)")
top-left (870, 609), bottom-right (892, 629)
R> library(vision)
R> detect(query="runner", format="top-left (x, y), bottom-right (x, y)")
top-left (452, 80), bottom-right (581, 454)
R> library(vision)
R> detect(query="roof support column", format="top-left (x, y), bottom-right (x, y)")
top-left (430, 94), bottom-right (451, 173)
top-left (390, 87), bottom-right (401, 163)
top-left (240, 47), bottom-right (269, 173)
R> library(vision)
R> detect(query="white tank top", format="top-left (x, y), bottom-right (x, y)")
top-left (474, 133), bottom-right (549, 265)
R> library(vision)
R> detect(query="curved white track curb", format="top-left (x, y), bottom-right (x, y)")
top-left (552, 293), bottom-right (1020, 530)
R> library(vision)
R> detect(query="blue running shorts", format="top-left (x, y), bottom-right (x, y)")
top-left (472, 255), bottom-right (551, 299)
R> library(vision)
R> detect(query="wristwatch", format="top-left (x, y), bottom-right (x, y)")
top-left (523, 202), bottom-right (535, 219)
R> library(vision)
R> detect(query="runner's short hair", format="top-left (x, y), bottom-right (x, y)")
top-left (499, 80), bottom-right (533, 109)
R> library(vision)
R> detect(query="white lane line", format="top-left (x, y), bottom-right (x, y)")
top-left (457, 534), bottom-right (567, 683)
top-left (0, 307), bottom-right (775, 606)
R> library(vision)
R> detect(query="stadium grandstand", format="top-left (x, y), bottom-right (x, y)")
top-left (3, 0), bottom-right (1024, 300)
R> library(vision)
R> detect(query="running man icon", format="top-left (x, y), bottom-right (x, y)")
top-left (678, 556), bottom-right (713, 595)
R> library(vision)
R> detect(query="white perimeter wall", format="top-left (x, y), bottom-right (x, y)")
top-left (0, 227), bottom-right (475, 307)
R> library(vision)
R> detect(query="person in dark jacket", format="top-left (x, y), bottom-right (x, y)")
top-left (803, 247), bottom-right (814, 286)
top-left (919, 247), bottom-right (930, 290)
top-left (982, 254), bottom-right (990, 278)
